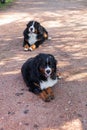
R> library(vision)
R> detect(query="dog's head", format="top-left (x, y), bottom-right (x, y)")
top-left (34, 53), bottom-right (57, 78)
top-left (27, 21), bottom-right (42, 33)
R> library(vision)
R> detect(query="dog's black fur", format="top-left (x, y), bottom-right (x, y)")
top-left (21, 53), bottom-right (58, 95)
top-left (23, 21), bottom-right (48, 51)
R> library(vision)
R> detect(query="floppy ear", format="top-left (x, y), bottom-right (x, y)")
top-left (49, 54), bottom-right (57, 65)
top-left (27, 22), bottom-right (30, 27)
top-left (33, 54), bottom-right (42, 75)
top-left (49, 54), bottom-right (57, 73)
top-left (27, 21), bottom-right (32, 27)
top-left (38, 25), bottom-right (43, 34)
top-left (50, 55), bottom-right (58, 79)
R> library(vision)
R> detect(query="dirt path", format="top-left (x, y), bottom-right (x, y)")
top-left (0, 0), bottom-right (87, 130)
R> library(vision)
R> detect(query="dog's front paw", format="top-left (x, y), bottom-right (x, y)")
top-left (28, 47), bottom-right (33, 51)
top-left (39, 90), bottom-right (51, 102)
top-left (45, 87), bottom-right (55, 100)
top-left (29, 44), bottom-right (36, 51)
top-left (24, 44), bottom-right (30, 51)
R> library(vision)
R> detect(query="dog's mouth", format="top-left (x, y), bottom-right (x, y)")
top-left (29, 25), bottom-right (38, 33)
top-left (29, 27), bottom-right (35, 33)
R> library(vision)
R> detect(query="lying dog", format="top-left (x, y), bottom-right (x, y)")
top-left (21, 53), bottom-right (58, 102)
top-left (23, 21), bottom-right (49, 51)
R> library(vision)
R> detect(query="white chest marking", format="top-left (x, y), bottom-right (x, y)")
top-left (28, 33), bottom-right (37, 45)
top-left (40, 77), bottom-right (58, 90)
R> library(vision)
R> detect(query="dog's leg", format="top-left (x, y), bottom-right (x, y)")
top-left (33, 83), bottom-right (52, 102)
top-left (23, 39), bottom-right (30, 51)
top-left (45, 87), bottom-right (54, 100)
top-left (29, 44), bottom-right (36, 51)
top-left (39, 90), bottom-right (51, 102)
top-left (34, 39), bottom-right (45, 49)
top-left (24, 44), bottom-right (30, 51)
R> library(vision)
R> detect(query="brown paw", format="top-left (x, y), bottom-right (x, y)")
top-left (45, 87), bottom-right (55, 100)
top-left (24, 44), bottom-right (30, 51)
top-left (29, 44), bottom-right (36, 51)
top-left (39, 90), bottom-right (51, 102)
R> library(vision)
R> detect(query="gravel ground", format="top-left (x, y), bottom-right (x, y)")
top-left (0, 0), bottom-right (87, 130)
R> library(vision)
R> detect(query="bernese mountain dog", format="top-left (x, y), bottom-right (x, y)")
top-left (23, 21), bottom-right (49, 51)
top-left (21, 53), bottom-right (58, 102)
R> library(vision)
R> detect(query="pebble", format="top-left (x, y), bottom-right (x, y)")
top-left (8, 111), bottom-right (15, 115)
top-left (60, 115), bottom-right (64, 118)
top-left (17, 102), bottom-right (22, 104)
top-left (24, 123), bottom-right (29, 126)
top-left (1, 117), bottom-right (4, 120)
top-left (33, 124), bottom-right (39, 128)
top-left (68, 100), bottom-right (72, 105)
top-left (23, 109), bottom-right (29, 114)
top-left (77, 113), bottom-right (82, 117)
top-left (15, 92), bottom-right (24, 96)
top-left (19, 122), bottom-right (22, 125)
top-left (65, 108), bottom-right (69, 111)
top-left (21, 88), bottom-right (25, 91)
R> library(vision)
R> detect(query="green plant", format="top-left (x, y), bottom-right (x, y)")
top-left (0, 0), bottom-right (14, 8)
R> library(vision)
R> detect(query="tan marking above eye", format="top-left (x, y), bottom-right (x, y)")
top-left (39, 67), bottom-right (45, 73)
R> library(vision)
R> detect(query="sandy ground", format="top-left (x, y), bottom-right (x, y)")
top-left (0, 0), bottom-right (87, 130)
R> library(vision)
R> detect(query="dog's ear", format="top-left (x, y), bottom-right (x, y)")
top-left (49, 54), bottom-right (57, 65)
top-left (38, 25), bottom-right (43, 34)
top-left (49, 54), bottom-right (57, 74)
top-left (27, 21), bottom-right (32, 27)
top-left (27, 22), bottom-right (30, 27)
top-left (33, 54), bottom-right (42, 74)
top-left (49, 55), bottom-right (58, 79)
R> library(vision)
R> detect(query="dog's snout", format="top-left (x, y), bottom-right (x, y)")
top-left (46, 69), bottom-right (51, 74)
top-left (29, 26), bottom-right (35, 33)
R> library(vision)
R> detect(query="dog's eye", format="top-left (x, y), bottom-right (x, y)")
top-left (48, 62), bottom-right (51, 66)
top-left (41, 62), bottom-right (48, 67)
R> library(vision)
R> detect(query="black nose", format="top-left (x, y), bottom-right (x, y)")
top-left (46, 70), bottom-right (51, 74)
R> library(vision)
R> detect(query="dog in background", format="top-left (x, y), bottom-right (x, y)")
top-left (23, 21), bottom-right (49, 51)
top-left (21, 53), bottom-right (59, 102)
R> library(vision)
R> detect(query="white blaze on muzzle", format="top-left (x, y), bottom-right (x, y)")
top-left (29, 21), bottom-right (35, 33)
top-left (45, 66), bottom-right (52, 77)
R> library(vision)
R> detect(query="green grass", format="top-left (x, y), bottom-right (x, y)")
top-left (0, 0), bottom-right (14, 9)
